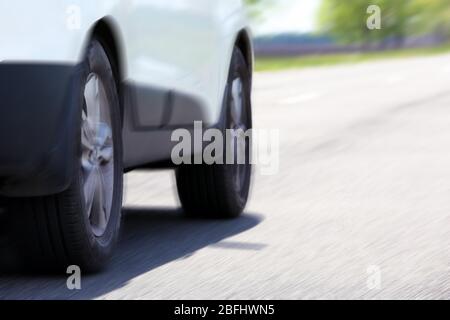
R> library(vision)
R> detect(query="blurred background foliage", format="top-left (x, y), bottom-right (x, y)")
top-left (244, 0), bottom-right (450, 71)
top-left (245, 0), bottom-right (450, 43)
top-left (318, 0), bottom-right (450, 44)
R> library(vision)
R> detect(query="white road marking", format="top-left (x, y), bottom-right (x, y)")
top-left (386, 75), bottom-right (405, 84)
top-left (279, 92), bottom-right (322, 105)
top-left (442, 65), bottom-right (450, 74)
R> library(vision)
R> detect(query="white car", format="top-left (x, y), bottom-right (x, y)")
top-left (0, 1), bottom-right (253, 272)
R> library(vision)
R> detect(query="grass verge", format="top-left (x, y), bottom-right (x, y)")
top-left (255, 44), bottom-right (450, 72)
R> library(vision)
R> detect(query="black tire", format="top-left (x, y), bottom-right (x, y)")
top-left (0, 38), bottom-right (123, 273)
top-left (176, 47), bottom-right (252, 219)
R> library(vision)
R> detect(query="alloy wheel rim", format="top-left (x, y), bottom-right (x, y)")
top-left (230, 77), bottom-right (248, 193)
top-left (81, 73), bottom-right (114, 237)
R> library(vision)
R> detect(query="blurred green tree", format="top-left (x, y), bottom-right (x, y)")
top-left (409, 0), bottom-right (450, 38)
top-left (319, 0), bottom-right (450, 44)
top-left (318, 0), bottom-right (411, 45)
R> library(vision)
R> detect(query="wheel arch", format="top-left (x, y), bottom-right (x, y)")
top-left (235, 28), bottom-right (254, 79)
top-left (88, 17), bottom-right (126, 83)
top-left (84, 17), bottom-right (127, 122)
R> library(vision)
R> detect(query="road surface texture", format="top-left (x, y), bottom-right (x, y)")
top-left (1, 54), bottom-right (450, 299)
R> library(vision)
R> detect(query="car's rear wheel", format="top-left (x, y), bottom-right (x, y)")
top-left (175, 47), bottom-right (252, 219)
top-left (0, 38), bottom-right (123, 273)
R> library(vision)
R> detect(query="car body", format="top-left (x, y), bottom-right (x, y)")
top-left (0, 0), bottom-right (253, 271)
top-left (0, 0), bottom-right (253, 197)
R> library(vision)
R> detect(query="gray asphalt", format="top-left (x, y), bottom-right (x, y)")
top-left (2, 54), bottom-right (450, 299)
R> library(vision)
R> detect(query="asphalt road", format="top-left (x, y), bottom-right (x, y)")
top-left (2, 54), bottom-right (450, 299)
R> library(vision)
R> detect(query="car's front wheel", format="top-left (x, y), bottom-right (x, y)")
top-left (0, 38), bottom-right (123, 273)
